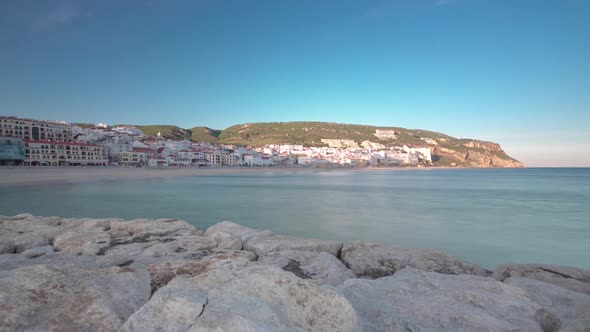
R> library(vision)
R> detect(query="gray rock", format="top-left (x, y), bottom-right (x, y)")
top-left (505, 277), bottom-right (590, 331)
top-left (53, 228), bottom-right (111, 255)
top-left (145, 250), bottom-right (255, 292)
top-left (20, 245), bottom-right (54, 258)
top-left (0, 258), bottom-right (150, 331)
top-left (104, 235), bottom-right (219, 263)
top-left (258, 250), bottom-right (355, 285)
top-left (341, 241), bottom-right (489, 278)
top-left (244, 234), bottom-right (343, 257)
top-left (110, 218), bottom-right (202, 238)
top-left (205, 221), bottom-right (272, 243)
top-left (207, 230), bottom-right (243, 250)
top-left (494, 264), bottom-right (590, 296)
top-left (124, 265), bottom-right (360, 332)
top-left (13, 233), bottom-right (50, 253)
top-left (337, 267), bottom-right (556, 332)
top-left (0, 233), bottom-right (14, 254)
top-left (120, 277), bottom-right (208, 332)
top-left (0, 254), bottom-right (30, 270)
top-left (0, 251), bottom-right (134, 271)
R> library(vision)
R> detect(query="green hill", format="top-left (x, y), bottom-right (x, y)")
top-left (116, 125), bottom-right (193, 140)
top-left (190, 127), bottom-right (221, 143)
top-left (217, 122), bottom-right (451, 146)
top-left (116, 121), bottom-right (522, 167)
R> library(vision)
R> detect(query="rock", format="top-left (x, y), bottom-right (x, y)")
top-left (145, 250), bottom-right (255, 292)
top-left (505, 277), bottom-right (590, 331)
top-left (124, 265), bottom-right (360, 331)
top-left (0, 256), bottom-right (151, 331)
top-left (494, 264), bottom-right (590, 296)
top-left (110, 218), bottom-right (201, 238)
top-left (244, 235), bottom-right (343, 257)
top-left (205, 221), bottom-right (272, 243)
top-left (258, 250), bottom-right (356, 286)
top-left (0, 234), bottom-right (14, 254)
top-left (341, 241), bottom-right (489, 278)
top-left (103, 235), bottom-right (218, 262)
top-left (337, 267), bottom-right (556, 332)
top-left (53, 229), bottom-right (111, 255)
top-left (207, 230), bottom-right (243, 250)
top-left (13, 233), bottom-right (50, 253)
top-left (0, 254), bottom-right (30, 270)
top-left (20, 245), bottom-right (54, 258)
top-left (120, 277), bottom-right (208, 332)
top-left (0, 251), bottom-right (135, 271)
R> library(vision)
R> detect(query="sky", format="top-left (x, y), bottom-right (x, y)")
top-left (1, 0), bottom-right (589, 166)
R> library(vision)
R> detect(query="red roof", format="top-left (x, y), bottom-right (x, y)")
top-left (24, 139), bottom-right (101, 147)
top-left (156, 147), bottom-right (166, 153)
top-left (133, 147), bottom-right (156, 154)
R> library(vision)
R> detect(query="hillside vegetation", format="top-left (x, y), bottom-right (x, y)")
top-left (77, 121), bottom-right (522, 167)
top-left (190, 127), bottom-right (221, 143)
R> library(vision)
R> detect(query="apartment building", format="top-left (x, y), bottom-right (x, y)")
top-left (0, 116), bottom-right (73, 142)
top-left (24, 140), bottom-right (108, 166)
top-left (119, 151), bottom-right (146, 166)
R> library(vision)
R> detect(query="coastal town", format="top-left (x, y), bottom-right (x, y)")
top-left (0, 115), bottom-right (432, 168)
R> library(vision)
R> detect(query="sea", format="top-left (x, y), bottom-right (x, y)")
top-left (1, 168), bottom-right (588, 270)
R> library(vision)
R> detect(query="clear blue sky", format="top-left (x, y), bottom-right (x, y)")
top-left (1, 0), bottom-right (589, 166)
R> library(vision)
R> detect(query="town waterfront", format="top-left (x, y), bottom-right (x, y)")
top-left (1, 167), bottom-right (588, 270)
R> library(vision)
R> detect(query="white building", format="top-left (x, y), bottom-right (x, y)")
top-left (24, 140), bottom-right (108, 166)
top-left (1, 116), bottom-right (73, 142)
top-left (112, 126), bottom-right (143, 136)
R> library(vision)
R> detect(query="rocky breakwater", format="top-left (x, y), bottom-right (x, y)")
top-left (1, 215), bottom-right (589, 331)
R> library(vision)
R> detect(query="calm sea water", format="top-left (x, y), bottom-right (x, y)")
top-left (1, 168), bottom-right (589, 269)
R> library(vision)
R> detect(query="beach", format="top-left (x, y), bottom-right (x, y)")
top-left (0, 165), bottom-right (443, 186)
top-left (0, 166), bottom-right (303, 186)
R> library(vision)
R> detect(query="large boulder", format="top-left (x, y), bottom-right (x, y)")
top-left (20, 245), bottom-right (54, 258)
top-left (341, 241), bottom-right (489, 278)
top-left (0, 254), bottom-right (151, 331)
top-left (145, 250), bottom-right (255, 292)
top-left (102, 235), bottom-right (217, 260)
top-left (1, 251), bottom-right (134, 272)
top-left (120, 277), bottom-right (208, 332)
top-left (205, 221), bottom-right (272, 243)
top-left (110, 218), bottom-right (201, 238)
top-left (494, 264), bottom-right (590, 296)
top-left (244, 235), bottom-right (343, 257)
top-left (53, 228), bottom-right (111, 255)
top-left (337, 267), bottom-right (557, 332)
top-left (505, 277), bottom-right (590, 331)
top-left (13, 233), bottom-right (51, 253)
top-left (0, 254), bottom-right (30, 270)
top-left (123, 265), bottom-right (360, 331)
top-left (258, 250), bottom-right (355, 285)
top-left (206, 230), bottom-right (243, 250)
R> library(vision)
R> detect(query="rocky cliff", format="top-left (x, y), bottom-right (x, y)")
top-left (2, 214), bottom-right (588, 331)
top-left (433, 140), bottom-right (524, 168)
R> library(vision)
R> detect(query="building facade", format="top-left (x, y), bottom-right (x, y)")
top-left (24, 140), bottom-right (108, 166)
top-left (1, 116), bottom-right (73, 142)
top-left (119, 151), bottom-right (146, 166)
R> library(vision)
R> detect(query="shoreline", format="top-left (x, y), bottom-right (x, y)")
top-left (0, 165), bottom-right (527, 186)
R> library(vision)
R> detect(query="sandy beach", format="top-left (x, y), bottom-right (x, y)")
top-left (0, 167), bottom-right (298, 186)
top-left (0, 165), bottom-right (500, 186)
